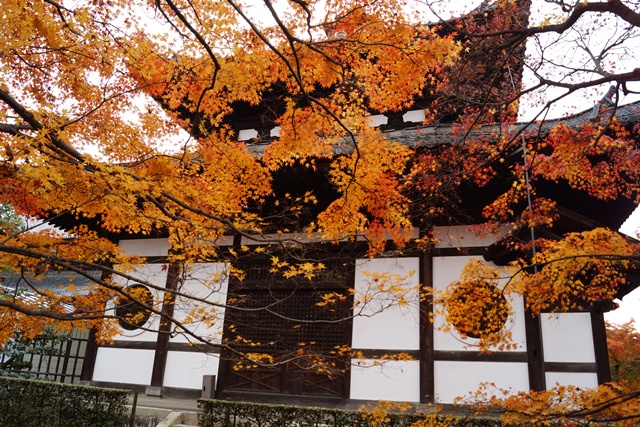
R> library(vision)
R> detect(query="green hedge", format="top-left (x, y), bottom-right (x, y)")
top-left (198, 399), bottom-right (502, 427)
top-left (0, 376), bottom-right (129, 427)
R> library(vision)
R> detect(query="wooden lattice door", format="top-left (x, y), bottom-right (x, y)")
top-left (219, 257), bottom-right (353, 399)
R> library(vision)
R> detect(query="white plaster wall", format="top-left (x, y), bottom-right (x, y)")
top-left (352, 258), bottom-right (420, 351)
top-left (433, 225), bottom-right (510, 248)
top-left (238, 129), bottom-right (259, 141)
top-left (545, 372), bottom-right (599, 389)
top-left (163, 351), bottom-right (220, 389)
top-left (170, 262), bottom-right (229, 344)
top-left (402, 110), bottom-right (426, 123)
top-left (368, 114), bottom-right (389, 126)
top-left (106, 263), bottom-right (168, 342)
top-left (432, 255), bottom-right (527, 352)
top-left (540, 313), bottom-right (595, 363)
top-left (434, 361), bottom-right (530, 404)
top-left (92, 347), bottom-right (154, 385)
top-left (119, 238), bottom-right (170, 257)
top-left (350, 359), bottom-right (420, 402)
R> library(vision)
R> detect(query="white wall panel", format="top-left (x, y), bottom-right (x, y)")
top-left (432, 256), bottom-right (526, 352)
top-left (163, 351), bottom-right (220, 389)
top-left (541, 313), bottom-right (595, 363)
top-left (171, 262), bottom-right (229, 344)
top-left (119, 238), bottom-right (170, 257)
top-left (545, 372), bottom-right (599, 389)
top-left (368, 114), bottom-right (389, 126)
top-left (434, 361), bottom-right (529, 404)
top-left (350, 359), bottom-right (420, 402)
top-left (402, 110), bottom-right (426, 123)
top-left (352, 258), bottom-right (420, 350)
top-left (106, 263), bottom-right (168, 342)
top-left (92, 347), bottom-right (154, 385)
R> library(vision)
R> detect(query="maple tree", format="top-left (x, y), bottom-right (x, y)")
top-left (454, 381), bottom-right (640, 426)
top-left (607, 320), bottom-right (640, 387)
top-left (0, 204), bottom-right (24, 232)
top-left (1, 0), bottom-right (640, 421)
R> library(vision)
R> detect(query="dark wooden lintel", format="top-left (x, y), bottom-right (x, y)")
top-left (433, 351), bottom-right (528, 363)
top-left (429, 247), bottom-right (487, 257)
top-left (544, 362), bottom-right (597, 373)
top-left (351, 349), bottom-right (420, 359)
top-left (102, 340), bottom-right (221, 354)
top-left (140, 256), bottom-right (170, 264)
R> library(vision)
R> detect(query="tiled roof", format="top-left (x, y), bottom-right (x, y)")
top-left (244, 100), bottom-right (640, 156)
top-left (0, 270), bottom-right (100, 297)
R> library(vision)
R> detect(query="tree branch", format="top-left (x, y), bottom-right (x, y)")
top-left (0, 88), bottom-right (85, 163)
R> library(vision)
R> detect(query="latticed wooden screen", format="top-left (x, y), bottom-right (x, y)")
top-left (221, 255), bottom-right (353, 398)
top-left (227, 288), bottom-right (349, 352)
top-left (0, 328), bottom-right (89, 384)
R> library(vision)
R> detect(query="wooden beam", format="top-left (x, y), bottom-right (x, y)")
top-left (430, 247), bottom-right (487, 257)
top-left (102, 340), bottom-right (221, 353)
top-left (433, 351), bottom-right (528, 363)
top-left (352, 349), bottom-right (421, 359)
top-left (544, 362), bottom-right (597, 373)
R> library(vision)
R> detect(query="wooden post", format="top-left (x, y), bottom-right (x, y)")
top-left (420, 251), bottom-right (435, 403)
top-left (524, 309), bottom-right (546, 391)
top-left (80, 268), bottom-right (112, 383)
top-left (591, 305), bottom-right (612, 384)
top-left (149, 262), bottom-right (181, 392)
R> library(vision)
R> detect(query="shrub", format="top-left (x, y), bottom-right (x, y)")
top-left (0, 376), bottom-right (129, 427)
top-left (198, 399), bottom-right (503, 427)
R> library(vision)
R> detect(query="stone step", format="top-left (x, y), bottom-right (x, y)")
top-left (155, 411), bottom-right (187, 427)
top-left (176, 412), bottom-right (199, 426)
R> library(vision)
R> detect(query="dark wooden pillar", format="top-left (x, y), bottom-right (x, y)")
top-left (524, 309), bottom-right (546, 391)
top-left (80, 328), bottom-right (99, 382)
top-left (80, 268), bottom-right (112, 383)
top-left (149, 262), bottom-right (181, 391)
top-left (419, 251), bottom-right (435, 403)
top-left (590, 305), bottom-right (612, 384)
